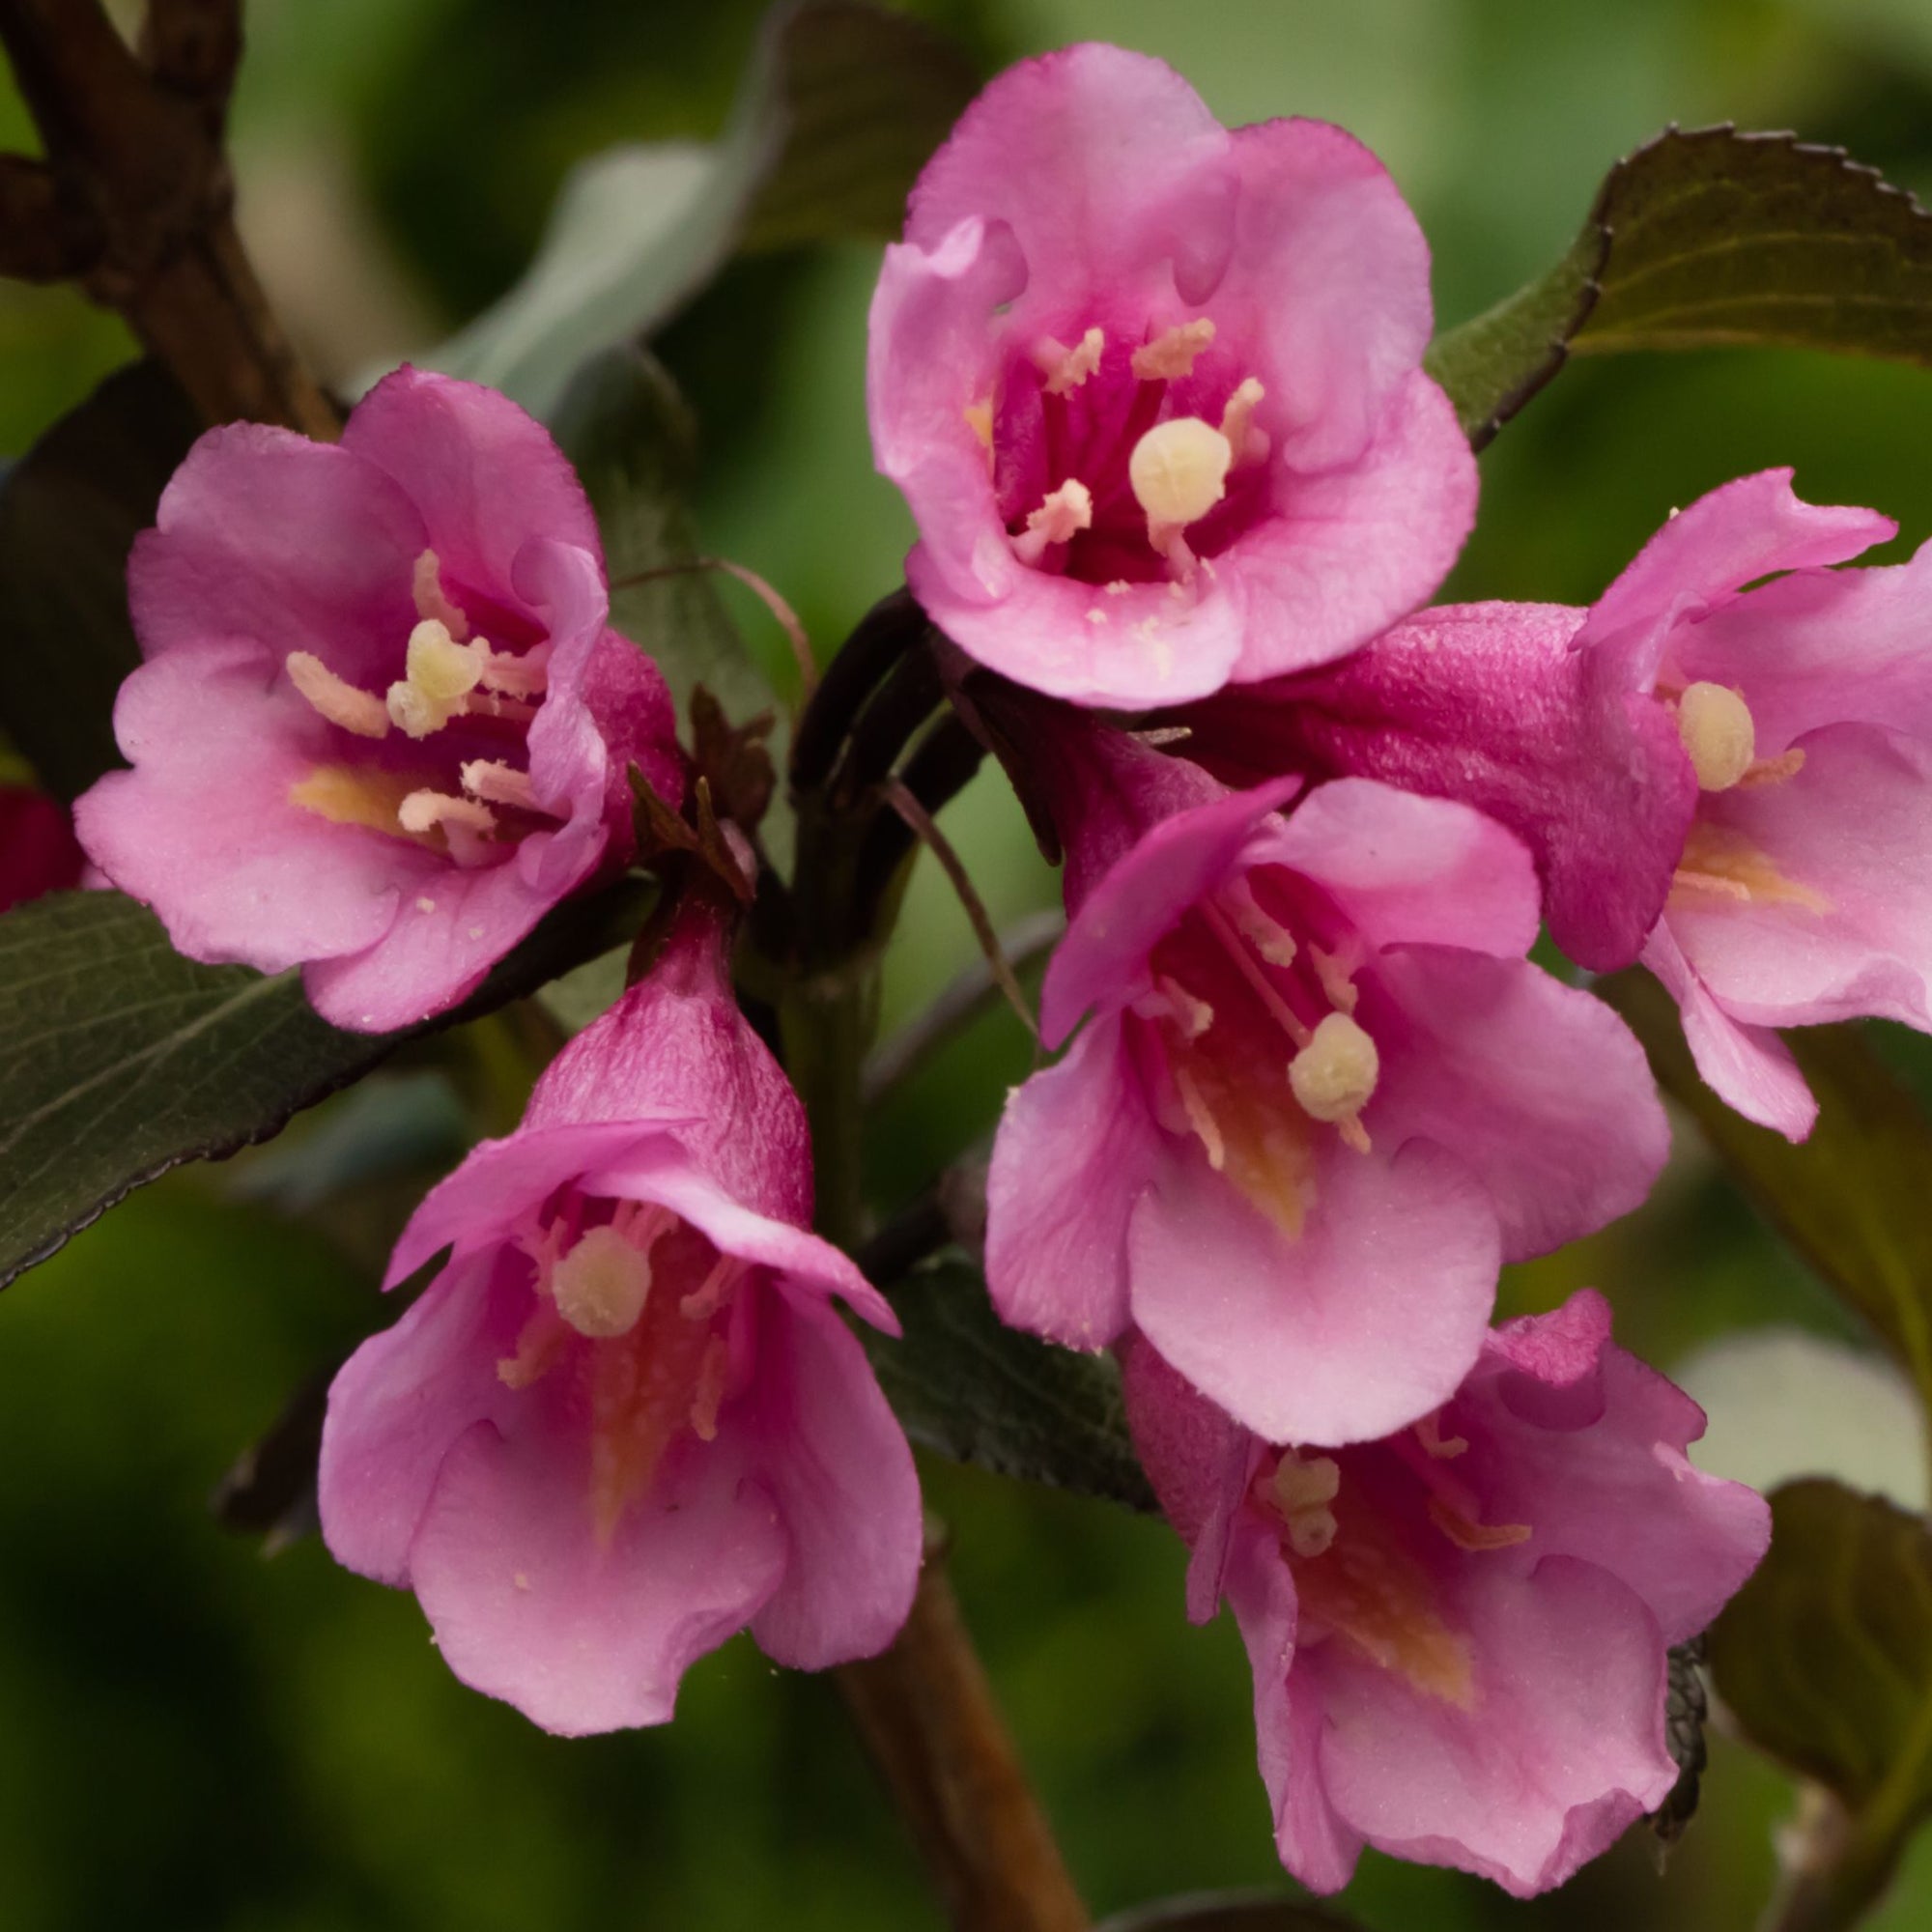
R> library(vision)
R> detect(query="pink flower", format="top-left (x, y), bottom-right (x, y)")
top-left (1179, 472), bottom-right (1919, 1140)
top-left (1123, 1292), bottom-right (1770, 1896)
top-left (983, 720), bottom-right (1667, 1446)
top-left (317, 902), bottom-right (922, 1734)
top-left (867, 43), bottom-right (1475, 708)
top-left (0, 784), bottom-right (84, 910)
top-left (1174, 599), bottom-right (1701, 974)
top-left (73, 367), bottom-right (683, 1033)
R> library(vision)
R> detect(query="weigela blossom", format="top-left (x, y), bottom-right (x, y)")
top-left (1123, 1293), bottom-right (1769, 1897)
top-left (318, 901), bottom-right (922, 1734)
top-left (867, 43), bottom-right (1475, 708)
top-left (1182, 471), bottom-right (1914, 1137)
top-left (983, 720), bottom-right (1667, 1445)
top-left (73, 367), bottom-right (683, 1033)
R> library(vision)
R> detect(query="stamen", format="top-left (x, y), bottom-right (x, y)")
top-left (1415, 1410), bottom-right (1468, 1460)
top-left (679, 1255), bottom-right (744, 1321)
top-left (397, 789), bottom-right (498, 867)
top-left (1129, 417), bottom-right (1234, 555)
top-left (460, 759), bottom-right (541, 813)
top-left (963, 397), bottom-right (994, 451)
top-left (1220, 879), bottom-right (1297, 968)
top-left (1171, 1061), bottom-right (1226, 1171)
top-left (1034, 327), bottom-right (1105, 395)
top-left (497, 1301), bottom-right (571, 1389)
top-left (1131, 318), bottom-right (1216, 382)
top-left (1670, 823), bottom-right (1832, 915)
top-left (1147, 974), bottom-right (1215, 1041)
top-left (1218, 378), bottom-right (1269, 466)
top-left (464, 692), bottom-right (539, 724)
top-left (1427, 1495), bottom-right (1532, 1553)
top-left (286, 652), bottom-right (390, 739)
top-left (412, 550), bottom-right (471, 641)
top-left (549, 1225), bottom-right (652, 1340)
top-left (1676, 681), bottom-right (1756, 791)
top-left (689, 1335), bottom-right (730, 1442)
top-left (1309, 943), bottom-right (1362, 1017)
top-left (290, 765), bottom-right (425, 838)
top-left (1740, 747), bottom-right (1806, 789)
top-left (387, 619), bottom-right (483, 738)
top-left (1288, 1012), bottom-right (1379, 1127)
top-left (1199, 900), bottom-right (1315, 1050)
top-left (474, 640), bottom-right (549, 699)
top-left (1013, 478), bottom-right (1094, 565)
top-left (1268, 1450), bottom-right (1342, 1559)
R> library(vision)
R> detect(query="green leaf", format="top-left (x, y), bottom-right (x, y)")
top-left (551, 345), bottom-right (763, 726)
top-left (1598, 972), bottom-right (1932, 1407)
top-left (867, 1255), bottom-right (1157, 1514)
top-left (0, 881), bottom-right (650, 1289)
top-left (432, 0), bottom-right (979, 418)
top-left (0, 361), bottom-right (200, 800)
top-left (1426, 127), bottom-right (1932, 448)
top-left (1094, 1897), bottom-right (1361, 1932)
top-left (1710, 1479), bottom-right (1932, 1925)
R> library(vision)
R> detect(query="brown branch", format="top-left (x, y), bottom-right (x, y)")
top-left (837, 1535), bottom-right (1090, 1932)
top-left (0, 0), bottom-right (337, 438)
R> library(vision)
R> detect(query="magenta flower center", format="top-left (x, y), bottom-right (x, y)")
top-left (283, 549), bottom-right (559, 868)
top-left (1254, 1420), bottom-right (1530, 1705)
top-left (499, 1193), bottom-right (747, 1543)
top-left (984, 316), bottom-right (1271, 589)
top-left (1128, 866), bottom-right (1379, 1232)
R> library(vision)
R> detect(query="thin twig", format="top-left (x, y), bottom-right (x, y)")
top-left (864, 907), bottom-right (1065, 1108)
top-left (836, 1533), bottom-right (1090, 1932)
top-left (0, 0), bottom-right (338, 437)
top-left (881, 777), bottom-right (1041, 1049)
top-left (790, 586), bottom-right (928, 791)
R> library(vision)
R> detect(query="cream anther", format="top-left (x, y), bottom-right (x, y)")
top-left (286, 652), bottom-right (390, 739)
top-left (475, 641), bottom-right (549, 699)
top-left (397, 788), bottom-right (497, 866)
top-left (1014, 478), bottom-right (1094, 564)
top-left (1035, 327), bottom-right (1105, 395)
top-left (1132, 318), bottom-right (1216, 382)
top-left (1271, 1451), bottom-right (1342, 1559)
top-left (1223, 881), bottom-right (1296, 968)
top-left (412, 550), bottom-right (470, 640)
top-left (1428, 1495), bottom-right (1531, 1553)
top-left (461, 759), bottom-right (541, 813)
top-left (1289, 1012), bottom-right (1379, 1125)
top-left (1218, 378), bottom-right (1269, 466)
top-left (1129, 417), bottom-right (1233, 548)
top-left (387, 620), bottom-right (483, 738)
top-left (550, 1225), bottom-right (652, 1339)
top-left (1677, 681), bottom-right (1756, 791)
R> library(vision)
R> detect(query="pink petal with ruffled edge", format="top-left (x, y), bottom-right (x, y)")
top-left (1641, 924), bottom-right (1817, 1140)
top-left (984, 1022), bottom-right (1166, 1348)
top-left (1366, 946), bottom-right (1669, 1262)
top-left (745, 1287), bottom-right (923, 1669)
top-left (1129, 1136), bottom-right (1500, 1446)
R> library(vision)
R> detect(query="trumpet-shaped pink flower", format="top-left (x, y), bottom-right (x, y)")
top-left (984, 721), bottom-right (1667, 1446)
top-left (1123, 1292), bottom-right (1769, 1897)
top-left (867, 43), bottom-right (1475, 708)
top-left (74, 367), bottom-right (683, 1033)
top-left (1179, 473), bottom-right (1923, 1139)
top-left (318, 903), bottom-right (922, 1734)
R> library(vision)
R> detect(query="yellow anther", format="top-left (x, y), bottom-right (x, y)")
top-left (1270, 1452), bottom-right (1342, 1559)
top-left (412, 550), bottom-right (470, 640)
top-left (1129, 417), bottom-right (1233, 542)
top-left (1035, 327), bottom-right (1105, 395)
top-left (1427, 1495), bottom-right (1532, 1553)
top-left (1218, 378), bottom-right (1269, 466)
top-left (1289, 1012), bottom-right (1379, 1125)
top-left (460, 759), bottom-right (541, 813)
top-left (1014, 478), bottom-right (1094, 563)
top-left (550, 1225), bottom-right (652, 1339)
top-left (1416, 1410), bottom-right (1468, 1461)
top-left (387, 619), bottom-right (483, 738)
top-left (286, 652), bottom-right (390, 739)
top-left (1677, 681), bottom-right (1756, 792)
top-left (1132, 319), bottom-right (1216, 383)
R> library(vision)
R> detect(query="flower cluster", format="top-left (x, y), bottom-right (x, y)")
top-left (75, 33), bottom-right (1932, 1905)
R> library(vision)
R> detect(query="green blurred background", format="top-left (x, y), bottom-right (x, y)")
top-left (10, 0), bottom-right (1932, 1924)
